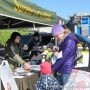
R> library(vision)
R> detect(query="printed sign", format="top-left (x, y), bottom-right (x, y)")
top-left (0, 60), bottom-right (18, 90)
top-left (81, 24), bottom-right (89, 36)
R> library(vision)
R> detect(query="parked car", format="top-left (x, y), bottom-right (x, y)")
top-left (21, 32), bottom-right (55, 46)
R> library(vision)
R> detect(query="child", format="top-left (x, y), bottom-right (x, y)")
top-left (44, 43), bottom-right (59, 65)
top-left (35, 61), bottom-right (60, 90)
top-left (46, 43), bottom-right (54, 61)
top-left (42, 43), bottom-right (54, 63)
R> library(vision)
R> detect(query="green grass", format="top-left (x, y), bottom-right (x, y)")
top-left (0, 28), bottom-right (31, 45)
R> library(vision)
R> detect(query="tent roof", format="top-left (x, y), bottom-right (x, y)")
top-left (0, 0), bottom-right (58, 28)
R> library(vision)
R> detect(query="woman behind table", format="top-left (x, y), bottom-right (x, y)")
top-left (51, 23), bottom-right (79, 88)
top-left (35, 61), bottom-right (60, 90)
top-left (5, 32), bottom-right (30, 70)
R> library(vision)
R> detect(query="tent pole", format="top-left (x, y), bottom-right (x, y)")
top-left (8, 20), bottom-right (10, 28)
top-left (55, 37), bottom-right (57, 46)
top-left (33, 23), bottom-right (35, 32)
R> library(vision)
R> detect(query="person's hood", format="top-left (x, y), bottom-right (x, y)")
top-left (65, 33), bottom-right (79, 44)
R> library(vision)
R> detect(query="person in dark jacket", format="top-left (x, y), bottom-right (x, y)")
top-left (5, 32), bottom-right (30, 70)
top-left (51, 23), bottom-right (79, 88)
top-left (27, 32), bottom-right (43, 64)
top-left (28, 32), bottom-right (43, 52)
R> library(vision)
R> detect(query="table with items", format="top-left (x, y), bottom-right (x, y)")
top-left (1, 65), bottom-right (40, 90)
top-left (14, 73), bottom-right (38, 90)
top-left (13, 66), bottom-right (40, 90)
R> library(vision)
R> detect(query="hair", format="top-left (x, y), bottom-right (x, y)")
top-left (33, 32), bottom-right (40, 37)
top-left (47, 43), bottom-right (54, 50)
top-left (62, 24), bottom-right (71, 34)
top-left (33, 32), bottom-right (41, 42)
top-left (9, 32), bottom-right (21, 42)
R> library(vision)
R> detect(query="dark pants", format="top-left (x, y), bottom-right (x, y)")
top-left (29, 51), bottom-right (41, 59)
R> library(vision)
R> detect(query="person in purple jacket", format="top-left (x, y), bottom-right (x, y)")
top-left (51, 23), bottom-right (79, 88)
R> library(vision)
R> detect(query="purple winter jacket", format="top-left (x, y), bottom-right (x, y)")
top-left (52, 33), bottom-right (79, 74)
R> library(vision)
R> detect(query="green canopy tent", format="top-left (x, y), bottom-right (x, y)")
top-left (0, 0), bottom-right (58, 28)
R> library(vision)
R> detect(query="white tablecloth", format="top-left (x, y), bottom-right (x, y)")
top-left (63, 69), bottom-right (90, 90)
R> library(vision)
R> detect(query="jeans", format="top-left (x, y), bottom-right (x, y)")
top-left (56, 73), bottom-right (70, 89)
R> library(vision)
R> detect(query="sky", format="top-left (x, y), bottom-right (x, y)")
top-left (29, 0), bottom-right (90, 20)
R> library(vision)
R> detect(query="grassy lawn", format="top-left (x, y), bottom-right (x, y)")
top-left (0, 28), bottom-right (31, 45)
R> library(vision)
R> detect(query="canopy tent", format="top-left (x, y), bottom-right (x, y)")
top-left (0, 0), bottom-right (58, 28)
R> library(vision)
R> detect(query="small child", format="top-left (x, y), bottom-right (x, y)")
top-left (43, 43), bottom-right (59, 64)
top-left (35, 61), bottom-right (60, 90)
top-left (42, 43), bottom-right (54, 63)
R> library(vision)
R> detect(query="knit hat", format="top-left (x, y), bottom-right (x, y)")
top-left (47, 43), bottom-right (54, 50)
top-left (51, 23), bottom-right (65, 36)
top-left (40, 61), bottom-right (52, 74)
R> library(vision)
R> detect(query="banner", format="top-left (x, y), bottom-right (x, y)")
top-left (0, 0), bottom-right (58, 26)
top-left (0, 60), bottom-right (18, 90)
